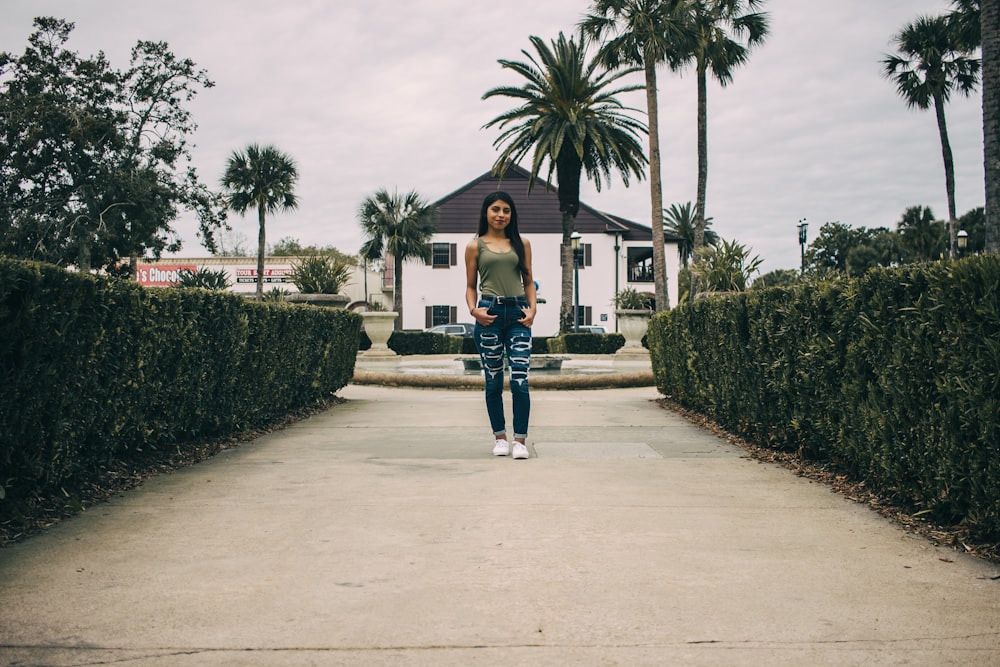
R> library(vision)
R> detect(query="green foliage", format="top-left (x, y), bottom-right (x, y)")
top-left (752, 268), bottom-right (800, 289)
top-left (0, 257), bottom-right (360, 514)
top-left (691, 238), bottom-right (762, 292)
top-left (804, 222), bottom-right (901, 277)
top-left (613, 287), bottom-right (652, 310)
top-left (648, 256), bottom-right (1000, 541)
top-left (663, 201), bottom-right (719, 267)
top-left (288, 255), bottom-right (352, 294)
top-left (175, 267), bottom-right (231, 290)
top-left (0, 18), bottom-right (224, 270)
top-left (385, 332), bottom-right (464, 355)
top-left (547, 333), bottom-right (625, 354)
top-left (270, 237), bottom-right (358, 265)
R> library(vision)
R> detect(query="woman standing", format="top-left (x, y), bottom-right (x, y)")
top-left (465, 191), bottom-right (537, 459)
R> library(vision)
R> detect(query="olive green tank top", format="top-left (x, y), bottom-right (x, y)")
top-left (477, 237), bottom-right (525, 297)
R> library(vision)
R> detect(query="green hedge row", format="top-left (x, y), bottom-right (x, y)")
top-left (0, 258), bottom-right (361, 506)
top-left (546, 333), bottom-right (626, 354)
top-left (647, 256), bottom-right (1000, 540)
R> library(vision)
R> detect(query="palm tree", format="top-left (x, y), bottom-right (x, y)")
top-left (668, 1), bottom-right (769, 261)
top-left (972, 0), bottom-right (1000, 254)
top-left (358, 189), bottom-right (437, 329)
top-left (663, 200), bottom-right (719, 266)
top-left (220, 144), bottom-right (299, 300)
top-left (883, 14), bottom-right (981, 259)
top-left (897, 204), bottom-right (946, 262)
top-left (581, 0), bottom-right (689, 312)
top-left (482, 32), bottom-right (648, 332)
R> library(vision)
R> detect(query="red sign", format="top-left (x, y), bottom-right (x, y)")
top-left (136, 264), bottom-right (197, 286)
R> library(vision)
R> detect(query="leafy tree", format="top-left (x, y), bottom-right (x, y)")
top-left (804, 222), bottom-right (901, 277)
top-left (220, 144), bottom-right (299, 300)
top-left (897, 205), bottom-right (946, 262)
top-left (358, 189), bottom-right (437, 328)
top-left (581, 0), bottom-right (689, 311)
top-left (883, 13), bottom-right (981, 258)
top-left (482, 32), bottom-right (648, 331)
top-left (270, 236), bottom-right (357, 265)
top-left (690, 237), bottom-right (761, 292)
top-left (0, 17), bottom-right (223, 273)
top-left (663, 200), bottom-right (719, 266)
top-left (668, 0), bottom-right (769, 264)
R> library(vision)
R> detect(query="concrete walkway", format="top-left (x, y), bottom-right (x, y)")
top-left (1, 384), bottom-right (998, 666)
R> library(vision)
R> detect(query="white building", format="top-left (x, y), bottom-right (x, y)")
top-left (400, 165), bottom-right (681, 337)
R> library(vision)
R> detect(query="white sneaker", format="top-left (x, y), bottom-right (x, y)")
top-left (492, 439), bottom-right (510, 456)
top-left (512, 442), bottom-right (529, 459)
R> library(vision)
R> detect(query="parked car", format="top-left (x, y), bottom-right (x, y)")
top-left (426, 322), bottom-right (475, 337)
top-left (577, 325), bottom-right (607, 334)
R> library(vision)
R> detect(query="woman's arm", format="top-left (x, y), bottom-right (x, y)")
top-left (518, 239), bottom-right (537, 327)
top-left (465, 239), bottom-right (494, 325)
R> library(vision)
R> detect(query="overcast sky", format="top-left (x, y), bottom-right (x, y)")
top-left (2, 0), bottom-right (985, 274)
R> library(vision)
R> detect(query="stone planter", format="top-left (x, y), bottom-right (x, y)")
top-left (284, 293), bottom-right (350, 308)
top-left (615, 309), bottom-right (651, 359)
top-left (359, 311), bottom-right (399, 358)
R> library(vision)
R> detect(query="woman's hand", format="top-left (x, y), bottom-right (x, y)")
top-left (517, 307), bottom-right (535, 328)
top-left (471, 306), bottom-right (497, 326)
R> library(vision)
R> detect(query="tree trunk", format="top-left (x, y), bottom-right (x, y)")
top-left (256, 205), bottom-right (266, 300)
top-left (694, 58), bottom-right (709, 255)
top-left (644, 53), bottom-right (668, 311)
top-left (934, 93), bottom-right (958, 259)
top-left (984, 0), bottom-right (1000, 254)
top-left (560, 211), bottom-right (575, 333)
top-left (393, 256), bottom-right (404, 330)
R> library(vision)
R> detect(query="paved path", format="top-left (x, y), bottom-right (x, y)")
top-left (1, 384), bottom-right (998, 666)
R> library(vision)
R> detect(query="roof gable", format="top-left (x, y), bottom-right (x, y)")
top-left (433, 164), bottom-right (676, 241)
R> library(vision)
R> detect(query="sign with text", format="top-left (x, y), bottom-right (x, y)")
top-left (136, 264), bottom-right (197, 286)
top-left (235, 267), bottom-right (293, 284)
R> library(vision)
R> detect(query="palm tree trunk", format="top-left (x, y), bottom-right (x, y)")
top-left (933, 93), bottom-right (958, 259)
top-left (560, 212), bottom-right (575, 333)
top-left (644, 52), bottom-right (668, 311)
top-left (694, 59), bottom-right (708, 255)
top-left (256, 205), bottom-right (266, 300)
top-left (393, 256), bottom-right (403, 330)
top-left (984, 0), bottom-right (1000, 254)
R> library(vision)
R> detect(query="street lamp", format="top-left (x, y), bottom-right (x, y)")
top-left (797, 219), bottom-right (808, 274)
top-left (957, 229), bottom-right (969, 254)
top-left (570, 231), bottom-right (581, 333)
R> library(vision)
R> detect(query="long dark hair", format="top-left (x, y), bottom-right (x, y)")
top-left (478, 191), bottom-right (528, 277)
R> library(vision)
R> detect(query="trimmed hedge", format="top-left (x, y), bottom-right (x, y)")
top-left (547, 333), bottom-right (626, 354)
top-left (648, 256), bottom-right (1000, 540)
top-left (0, 258), bottom-right (361, 506)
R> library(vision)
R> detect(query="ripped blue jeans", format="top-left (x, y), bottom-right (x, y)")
top-left (474, 295), bottom-right (531, 439)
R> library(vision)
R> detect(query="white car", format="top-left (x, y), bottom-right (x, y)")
top-left (426, 323), bottom-right (475, 337)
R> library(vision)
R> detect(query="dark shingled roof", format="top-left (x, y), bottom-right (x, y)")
top-left (433, 164), bottom-right (680, 243)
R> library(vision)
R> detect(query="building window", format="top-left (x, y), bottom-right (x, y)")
top-left (572, 306), bottom-right (593, 327)
top-left (627, 247), bottom-right (654, 283)
top-left (562, 243), bottom-right (592, 268)
top-left (425, 305), bottom-right (457, 327)
top-left (429, 242), bottom-right (457, 267)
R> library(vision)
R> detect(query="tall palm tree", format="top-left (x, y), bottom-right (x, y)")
top-left (358, 189), bottom-right (437, 329)
top-left (668, 0), bottom-right (769, 260)
top-left (581, 0), bottom-right (688, 312)
top-left (482, 32), bottom-right (648, 332)
top-left (974, 0), bottom-right (1000, 254)
top-left (220, 144), bottom-right (299, 300)
top-left (883, 14), bottom-right (980, 259)
top-left (663, 200), bottom-right (719, 266)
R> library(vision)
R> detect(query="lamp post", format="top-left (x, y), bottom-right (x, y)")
top-left (797, 219), bottom-right (808, 274)
top-left (570, 231), bottom-right (581, 333)
top-left (957, 229), bottom-right (968, 255)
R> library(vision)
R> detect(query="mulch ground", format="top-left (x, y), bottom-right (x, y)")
top-left (656, 397), bottom-right (1000, 566)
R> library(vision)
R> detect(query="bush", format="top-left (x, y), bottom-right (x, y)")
top-left (548, 333), bottom-right (625, 354)
top-left (648, 256), bottom-right (1000, 541)
top-left (0, 258), bottom-right (361, 512)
